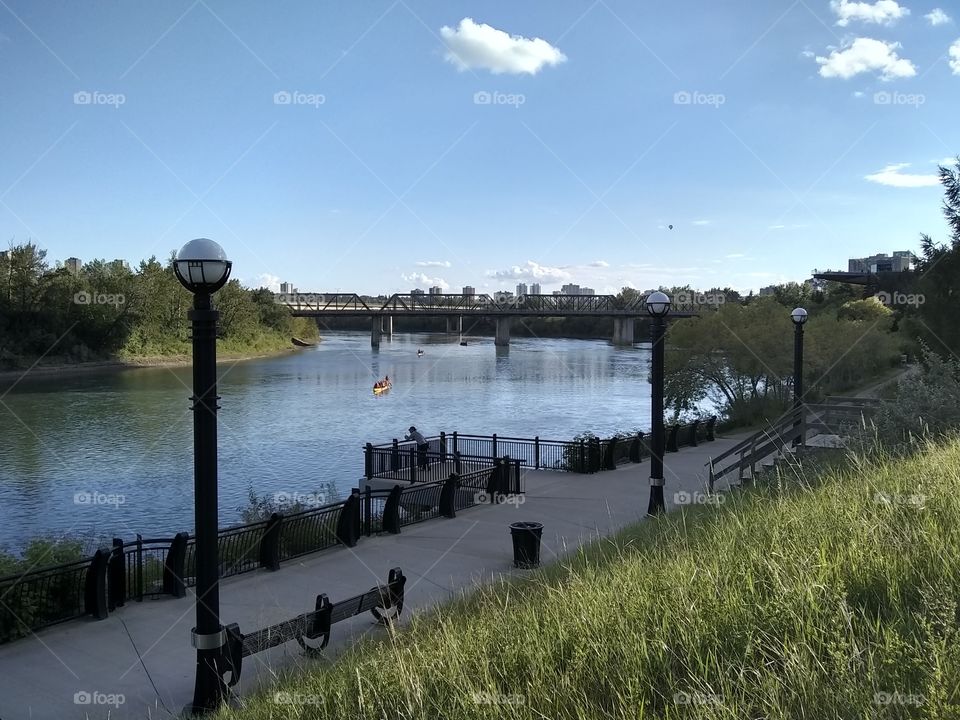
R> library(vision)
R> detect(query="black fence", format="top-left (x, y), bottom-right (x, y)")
top-left (0, 462), bottom-right (524, 645)
top-left (365, 419), bottom-right (716, 479)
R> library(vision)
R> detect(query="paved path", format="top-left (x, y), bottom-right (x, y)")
top-left (0, 433), bottom-right (748, 720)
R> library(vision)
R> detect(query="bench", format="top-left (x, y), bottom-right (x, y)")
top-left (221, 567), bottom-right (406, 687)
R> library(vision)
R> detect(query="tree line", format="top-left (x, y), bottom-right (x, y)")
top-left (0, 247), bottom-right (318, 369)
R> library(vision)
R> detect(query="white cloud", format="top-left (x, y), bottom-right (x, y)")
top-left (926, 8), bottom-right (952, 25)
top-left (830, 0), bottom-right (910, 26)
top-left (589, 260), bottom-right (609, 267)
top-left (253, 273), bottom-right (280, 291)
top-left (950, 38), bottom-right (960, 75)
top-left (815, 37), bottom-right (917, 80)
top-left (853, 90), bottom-right (866, 97)
top-left (487, 261), bottom-right (571, 282)
top-left (415, 260), bottom-right (451, 268)
top-left (865, 163), bottom-right (940, 187)
top-left (402, 272), bottom-right (449, 289)
top-left (692, 219), bottom-right (711, 226)
top-left (440, 18), bottom-right (566, 75)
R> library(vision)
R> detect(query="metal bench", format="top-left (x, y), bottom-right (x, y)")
top-left (221, 567), bottom-right (406, 687)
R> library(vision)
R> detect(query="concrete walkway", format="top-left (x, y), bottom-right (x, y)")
top-left (0, 433), bottom-right (748, 720)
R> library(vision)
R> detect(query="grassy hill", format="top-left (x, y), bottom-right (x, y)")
top-left (222, 440), bottom-right (960, 719)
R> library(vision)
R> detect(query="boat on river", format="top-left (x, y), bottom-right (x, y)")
top-left (373, 378), bottom-right (392, 394)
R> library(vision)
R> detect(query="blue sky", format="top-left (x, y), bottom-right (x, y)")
top-left (1, 0), bottom-right (958, 295)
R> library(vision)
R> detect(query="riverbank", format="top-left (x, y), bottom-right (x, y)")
top-left (0, 345), bottom-right (308, 383)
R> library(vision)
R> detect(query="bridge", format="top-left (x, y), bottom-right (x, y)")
top-left (276, 292), bottom-right (701, 347)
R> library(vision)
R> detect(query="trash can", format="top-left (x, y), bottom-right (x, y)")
top-left (509, 521), bottom-right (543, 569)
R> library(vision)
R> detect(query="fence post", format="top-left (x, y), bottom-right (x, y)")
top-left (667, 424), bottom-right (680, 453)
top-left (452, 431), bottom-right (458, 456)
top-left (364, 443), bottom-right (373, 479)
top-left (513, 458), bottom-right (522, 494)
top-left (579, 439), bottom-right (585, 473)
top-left (492, 433), bottom-right (498, 458)
top-left (258, 513), bottom-right (283, 571)
top-left (108, 538), bottom-right (125, 610)
top-left (603, 437), bottom-right (616, 471)
top-left (630, 433), bottom-right (642, 463)
top-left (689, 420), bottom-right (700, 447)
top-left (364, 487), bottom-right (372, 537)
top-left (84, 548), bottom-right (111, 621)
top-left (706, 416), bottom-right (716, 442)
top-left (454, 450), bottom-right (462, 474)
top-left (163, 532), bottom-right (188, 598)
top-left (409, 446), bottom-right (417, 483)
top-left (440, 474), bottom-right (458, 518)
top-left (383, 485), bottom-right (402, 533)
top-left (391, 438), bottom-right (400, 471)
top-left (440, 431), bottom-right (447, 461)
top-left (534, 436), bottom-right (540, 470)
top-left (135, 533), bottom-right (144, 601)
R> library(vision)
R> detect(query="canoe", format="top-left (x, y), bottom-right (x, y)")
top-left (291, 337), bottom-right (316, 347)
top-left (373, 382), bottom-right (392, 394)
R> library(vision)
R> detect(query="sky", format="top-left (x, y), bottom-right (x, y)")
top-left (1, 0), bottom-right (958, 295)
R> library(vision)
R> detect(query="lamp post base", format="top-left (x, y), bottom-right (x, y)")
top-left (647, 485), bottom-right (665, 517)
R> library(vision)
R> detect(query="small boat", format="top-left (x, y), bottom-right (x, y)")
top-left (291, 337), bottom-right (316, 347)
top-left (373, 378), bottom-right (392, 394)
top-left (459, 340), bottom-right (468, 346)
top-left (417, 349), bottom-right (424, 357)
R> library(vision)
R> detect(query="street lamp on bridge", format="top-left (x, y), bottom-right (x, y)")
top-left (791, 307), bottom-right (808, 446)
top-left (173, 238), bottom-right (233, 714)
top-left (646, 291), bottom-right (671, 517)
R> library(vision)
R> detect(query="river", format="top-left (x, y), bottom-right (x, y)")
top-left (0, 332), bottom-right (656, 551)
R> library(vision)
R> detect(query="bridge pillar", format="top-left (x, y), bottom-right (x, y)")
top-left (612, 318), bottom-right (635, 346)
top-left (445, 315), bottom-right (462, 335)
top-left (381, 315), bottom-right (393, 337)
top-left (494, 317), bottom-right (512, 347)
top-left (371, 317), bottom-right (382, 347)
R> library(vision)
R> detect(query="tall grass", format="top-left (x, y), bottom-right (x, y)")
top-left (220, 439), bottom-right (960, 719)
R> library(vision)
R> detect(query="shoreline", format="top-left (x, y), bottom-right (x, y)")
top-left (0, 346), bottom-right (306, 383)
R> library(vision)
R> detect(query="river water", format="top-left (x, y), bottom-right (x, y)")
top-left (0, 332), bottom-right (655, 550)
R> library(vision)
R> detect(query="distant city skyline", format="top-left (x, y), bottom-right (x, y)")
top-left (1, 2), bottom-right (956, 296)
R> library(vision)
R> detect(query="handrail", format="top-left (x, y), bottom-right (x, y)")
top-left (705, 406), bottom-right (801, 469)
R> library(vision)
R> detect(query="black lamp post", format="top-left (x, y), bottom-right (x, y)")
top-left (174, 238), bottom-right (232, 714)
top-left (791, 307), bottom-right (807, 446)
top-left (646, 291), bottom-right (671, 517)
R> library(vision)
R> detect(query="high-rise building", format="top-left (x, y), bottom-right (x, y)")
top-left (581, 287), bottom-right (595, 296)
top-left (560, 283), bottom-right (581, 295)
top-left (530, 283), bottom-right (541, 295)
top-left (462, 286), bottom-right (476, 296)
top-left (109, 259), bottom-right (130, 273)
top-left (411, 288), bottom-right (425, 295)
top-left (65, 257), bottom-right (82, 274)
top-left (516, 282), bottom-right (528, 296)
top-left (280, 282), bottom-right (293, 294)
top-left (428, 286), bottom-right (443, 295)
